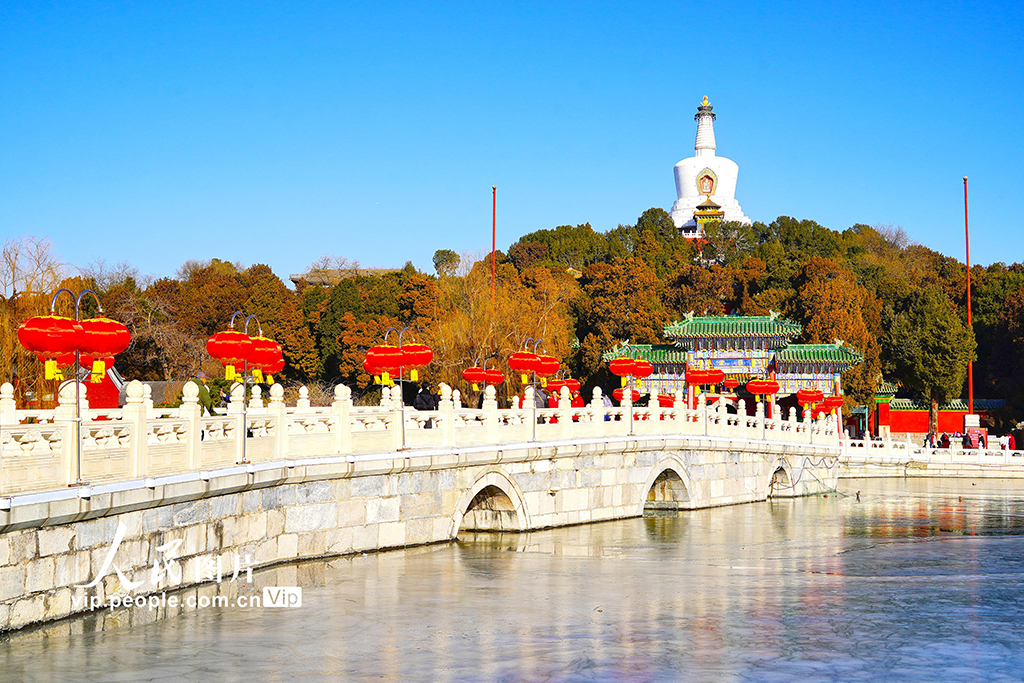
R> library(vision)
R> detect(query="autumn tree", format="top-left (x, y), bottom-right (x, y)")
top-left (575, 257), bottom-right (667, 375)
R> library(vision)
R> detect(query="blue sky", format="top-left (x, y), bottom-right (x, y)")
top-left (2, 1), bottom-right (1022, 282)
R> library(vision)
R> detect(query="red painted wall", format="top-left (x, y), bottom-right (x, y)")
top-left (887, 409), bottom-right (988, 433)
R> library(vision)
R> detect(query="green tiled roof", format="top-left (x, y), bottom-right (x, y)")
top-left (664, 313), bottom-right (801, 340)
top-left (601, 343), bottom-right (688, 364)
top-left (774, 343), bottom-right (864, 368)
top-left (875, 378), bottom-right (900, 397)
top-left (889, 398), bottom-right (1006, 412)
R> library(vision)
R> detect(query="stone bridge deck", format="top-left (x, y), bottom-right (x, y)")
top-left (0, 379), bottom-right (847, 631)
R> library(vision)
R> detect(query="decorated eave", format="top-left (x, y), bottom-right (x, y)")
top-left (601, 343), bottom-right (688, 365)
top-left (874, 378), bottom-right (900, 399)
top-left (663, 312), bottom-right (801, 351)
top-left (773, 342), bottom-right (864, 372)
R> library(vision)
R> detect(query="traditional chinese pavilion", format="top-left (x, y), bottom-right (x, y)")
top-left (602, 313), bottom-right (864, 403)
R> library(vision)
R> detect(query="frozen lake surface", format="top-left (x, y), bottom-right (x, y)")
top-left (3, 477), bottom-right (1024, 682)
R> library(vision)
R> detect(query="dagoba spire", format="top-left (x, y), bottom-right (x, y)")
top-left (694, 95), bottom-right (716, 156)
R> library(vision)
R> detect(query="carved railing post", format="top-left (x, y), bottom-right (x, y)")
top-left (557, 386), bottom-right (572, 438)
top-left (590, 386), bottom-right (604, 429)
top-left (142, 383), bottom-right (154, 419)
top-left (0, 383), bottom-right (15, 426)
top-left (268, 384), bottom-right (288, 459)
top-left (53, 381), bottom-right (80, 486)
top-left (452, 389), bottom-right (462, 410)
top-left (437, 383), bottom-right (454, 446)
top-left (180, 380), bottom-right (202, 469)
top-left (483, 385), bottom-right (499, 442)
top-left (330, 384), bottom-right (352, 454)
top-left (229, 382), bottom-right (245, 463)
top-left (755, 400), bottom-right (765, 441)
top-left (122, 380), bottom-right (148, 478)
top-left (248, 385), bottom-right (266, 414)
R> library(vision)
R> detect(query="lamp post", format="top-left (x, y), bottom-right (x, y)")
top-left (50, 288), bottom-right (104, 486)
top-left (383, 326), bottom-right (412, 450)
top-left (963, 176), bottom-right (974, 415)
top-left (228, 310), bottom-right (262, 465)
top-left (492, 185), bottom-right (497, 300)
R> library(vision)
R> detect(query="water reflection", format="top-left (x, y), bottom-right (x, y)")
top-left (3, 478), bottom-right (1024, 681)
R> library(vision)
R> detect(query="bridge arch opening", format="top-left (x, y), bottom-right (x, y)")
top-left (460, 485), bottom-right (521, 532)
top-left (644, 469), bottom-right (691, 511)
top-left (768, 466), bottom-right (791, 498)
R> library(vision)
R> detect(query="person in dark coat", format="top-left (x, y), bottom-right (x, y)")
top-left (191, 372), bottom-right (219, 416)
top-left (413, 385), bottom-right (437, 411)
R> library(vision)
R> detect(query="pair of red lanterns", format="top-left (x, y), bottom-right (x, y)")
top-left (462, 366), bottom-right (505, 391)
top-left (363, 343), bottom-right (433, 384)
top-left (17, 315), bottom-right (131, 382)
top-left (508, 352), bottom-right (560, 386)
top-left (608, 358), bottom-right (654, 387)
top-left (206, 330), bottom-right (284, 383)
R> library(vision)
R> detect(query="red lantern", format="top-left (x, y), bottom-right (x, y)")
top-left (509, 351), bottom-right (540, 383)
top-left (658, 394), bottom-right (676, 408)
top-left (262, 346), bottom-right (285, 384)
top-left (746, 379), bottom-right (780, 396)
top-left (206, 329), bottom-right (254, 381)
top-left (609, 357), bottom-right (637, 387)
top-left (706, 368), bottom-right (725, 385)
top-left (632, 360), bottom-right (654, 379)
top-left (462, 366), bottom-right (486, 391)
top-left (535, 355), bottom-right (559, 387)
top-left (401, 343), bottom-right (433, 381)
top-left (797, 388), bottom-right (825, 405)
top-left (822, 395), bottom-right (844, 411)
top-left (613, 388), bottom-right (641, 402)
top-left (547, 379), bottom-right (566, 394)
top-left (366, 345), bottom-right (402, 381)
top-left (79, 317), bottom-right (131, 365)
top-left (724, 377), bottom-right (739, 390)
top-left (686, 368), bottom-right (711, 386)
top-left (247, 336), bottom-right (282, 383)
top-left (563, 378), bottom-right (581, 394)
top-left (483, 368), bottom-right (505, 386)
top-left (18, 315), bottom-right (85, 379)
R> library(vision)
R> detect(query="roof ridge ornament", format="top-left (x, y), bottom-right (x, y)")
top-left (768, 310), bottom-right (779, 320)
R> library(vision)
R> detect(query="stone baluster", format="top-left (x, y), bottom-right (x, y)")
top-left (437, 383), bottom-right (454, 445)
top-left (622, 389), bottom-right (633, 436)
top-left (755, 400), bottom-right (765, 441)
top-left (673, 388), bottom-right (684, 431)
top-left (229, 383), bottom-right (246, 463)
top-left (452, 389), bottom-right (462, 410)
top-left (53, 381), bottom-right (82, 486)
top-left (697, 393), bottom-right (708, 436)
top-left (390, 385), bottom-right (404, 450)
top-left (268, 384), bottom-right (288, 459)
top-left (558, 386), bottom-right (572, 437)
top-left (122, 380), bottom-right (148, 478)
top-left (715, 397), bottom-right (726, 437)
top-left (483, 385), bottom-right (499, 442)
top-left (142, 383), bottom-right (154, 419)
top-left (590, 386), bottom-right (604, 428)
top-left (297, 386), bottom-right (311, 411)
top-left (379, 386), bottom-right (391, 409)
top-left (0, 382), bottom-right (15, 426)
top-left (248, 385), bottom-right (265, 413)
top-left (330, 384), bottom-right (352, 454)
top-left (180, 380), bottom-right (202, 469)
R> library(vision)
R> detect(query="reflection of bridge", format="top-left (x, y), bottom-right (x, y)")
top-left (0, 379), bottom-right (841, 631)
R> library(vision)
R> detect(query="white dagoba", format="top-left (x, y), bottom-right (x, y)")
top-left (669, 97), bottom-right (751, 237)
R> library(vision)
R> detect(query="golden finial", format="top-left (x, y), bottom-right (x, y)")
top-left (701, 95), bottom-right (709, 107)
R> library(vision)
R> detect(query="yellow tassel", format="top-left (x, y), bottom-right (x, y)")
top-left (253, 369), bottom-right (264, 383)
top-left (374, 375), bottom-right (381, 385)
top-left (382, 371), bottom-right (390, 384)
top-left (520, 373), bottom-right (528, 384)
top-left (541, 378), bottom-right (547, 388)
top-left (226, 365), bottom-right (236, 381)
top-left (472, 383), bottom-right (479, 391)
top-left (267, 375), bottom-right (274, 385)
top-left (411, 369), bottom-right (419, 381)
top-left (44, 359), bottom-right (57, 380)
top-left (620, 376), bottom-right (627, 387)
top-left (92, 359), bottom-right (105, 376)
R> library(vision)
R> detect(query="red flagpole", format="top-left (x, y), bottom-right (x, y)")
top-left (491, 185), bottom-right (497, 300)
top-left (964, 176), bottom-right (973, 414)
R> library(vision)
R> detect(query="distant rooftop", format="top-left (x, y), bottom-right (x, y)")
top-left (774, 343), bottom-right (864, 370)
top-left (663, 312), bottom-right (801, 345)
top-left (289, 267), bottom-right (402, 286)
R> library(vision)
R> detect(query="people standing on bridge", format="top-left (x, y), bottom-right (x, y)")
top-left (191, 372), bottom-right (219, 417)
top-left (962, 431), bottom-right (972, 449)
top-left (924, 431), bottom-right (936, 449)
